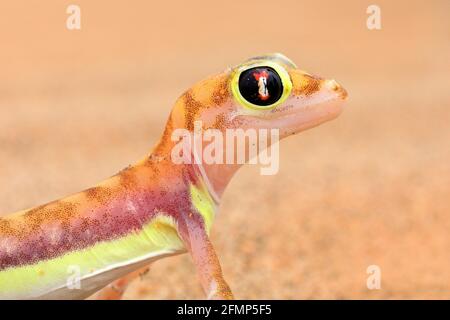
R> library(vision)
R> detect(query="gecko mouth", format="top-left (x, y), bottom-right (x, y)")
top-left (231, 78), bottom-right (347, 134)
top-left (235, 92), bottom-right (346, 137)
top-left (260, 79), bottom-right (347, 120)
top-left (269, 93), bottom-right (346, 121)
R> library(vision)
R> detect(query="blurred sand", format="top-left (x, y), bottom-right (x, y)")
top-left (0, 0), bottom-right (449, 299)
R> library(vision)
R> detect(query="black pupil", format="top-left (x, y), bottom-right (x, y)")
top-left (238, 67), bottom-right (283, 106)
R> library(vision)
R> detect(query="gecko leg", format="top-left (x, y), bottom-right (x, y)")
top-left (94, 266), bottom-right (150, 300)
top-left (181, 215), bottom-right (233, 300)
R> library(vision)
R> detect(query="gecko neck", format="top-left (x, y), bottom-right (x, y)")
top-left (150, 123), bottom-right (243, 205)
top-left (196, 162), bottom-right (241, 201)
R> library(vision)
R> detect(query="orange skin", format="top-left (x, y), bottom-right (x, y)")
top-left (0, 53), bottom-right (347, 299)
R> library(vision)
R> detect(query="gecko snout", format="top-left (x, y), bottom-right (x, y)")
top-left (324, 79), bottom-right (348, 101)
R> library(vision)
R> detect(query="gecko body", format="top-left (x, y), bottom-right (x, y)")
top-left (0, 54), bottom-right (347, 299)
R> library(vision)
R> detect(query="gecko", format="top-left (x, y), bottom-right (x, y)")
top-left (0, 53), bottom-right (347, 300)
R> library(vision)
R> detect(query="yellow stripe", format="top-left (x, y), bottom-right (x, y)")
top-left (0, 215), bottom-right (184, 299)
top-left (190, 182), bottom-right (216, 234)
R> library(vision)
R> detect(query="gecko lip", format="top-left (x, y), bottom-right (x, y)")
top-left (232, 79), bottom-right (347, 134)
top-left (276, 97), bottom-right (345, 136)
top-left (266, 91), bottom-right (346, 120)
top-left (282, 98), bottom-right (344, 121)
top-left (236, 95), bottom-right (345, 135)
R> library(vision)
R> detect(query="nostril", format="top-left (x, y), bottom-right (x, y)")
top-left (325, 79), bottom-right (340, 91)
top-left (325, 79), bottom-right (348, 100)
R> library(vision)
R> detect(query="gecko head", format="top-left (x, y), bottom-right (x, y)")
top-left (165, 54), bottom-right (347, 195)
top-left (173, 53), bottom-right (347, 139)
top-left (227, 53), bottom-right (347, 138)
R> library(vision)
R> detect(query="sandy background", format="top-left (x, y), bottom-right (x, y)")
top-left (0, 0), bottom-right (449, 299)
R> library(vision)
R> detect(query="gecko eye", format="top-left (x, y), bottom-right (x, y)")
top-left (231, 62), bottom-right (292, 110)
top-left (238, 67), bottom-right (283, 107)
